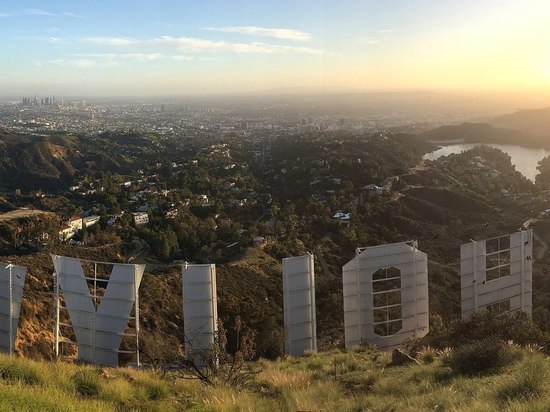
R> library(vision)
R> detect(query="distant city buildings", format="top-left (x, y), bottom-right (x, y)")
top-left (22, 95), bottom-right (61, 107)
top-left (1, 95), bottom-right (453, 138)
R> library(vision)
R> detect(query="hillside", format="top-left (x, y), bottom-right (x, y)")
top-left (4, 245), bottom-right (288, 360)
top-left (491, 107), bottom-right (550, 137)
top-left (1, 339), bottom-right (550, 411)
top-left (2, 133), bottom-right (543, 361)
top-left (0, 129), bottom-right (546, 371)
top-left (419, 122), bottom-right (545, 147)
top-left (0, 131), bottom-right (159, 191)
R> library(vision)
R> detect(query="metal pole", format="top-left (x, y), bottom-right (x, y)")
top-left (524, 231), bottom-right (525, 312)
top-left (92, 262), bottom-right (97, 365)
top-left (412, 241), bottom-right (418, 338)
top-left (134, 265), bottom-right (140, 368)
top-left (309, 253), bottom-right (317, 352)
top-left (182, 262), bottom-right (188, 358)
top-left (210, 264), bottom-right (216, 348)
top-left (54, 265), bottom-right (60, 358)
top-left (355, 248), bottom-right (362, 344)
top-left (472, 240), bottom-right (478, 313)
top-left (8, 264), bottom-right (13, 355)
top-left (283, 259), bottom-right (290, 354)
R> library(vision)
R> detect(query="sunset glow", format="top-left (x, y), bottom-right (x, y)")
top-left (1, 0), bottom-right (550, 96)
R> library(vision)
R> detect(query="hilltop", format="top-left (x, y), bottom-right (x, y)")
top-left (0, 131), bottom-right (161, 191)
top-left (491, 107), bottom-right (550, 137)
top-left (419, 122), bottom-right (546, 147)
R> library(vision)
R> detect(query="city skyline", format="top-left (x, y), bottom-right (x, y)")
top-left (2, 0), bottom-right (550, 97)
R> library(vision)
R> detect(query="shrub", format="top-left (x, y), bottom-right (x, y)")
top-left (306, 357), bottom-right (324, 371)
top-left (337, 370), bottom-right (377, 394)
top-left (443, 338), bottom-right (521, 376)
top-left (416, 346), bottom-right (437, 364)
top-left (142, 380), bottom-right (169, 400)
top-left (496, 354), bottom-right (547, 402)
top-left (449, 312), bottom-right (547, 348)
top-left (72, 370), bottom-right (101, 397)
top-left (180, 320), bottom-right (260, 388)
top-left (0, 358), bottom-right (42, 385)
top-left (408, 311), bottom-right (549, 352)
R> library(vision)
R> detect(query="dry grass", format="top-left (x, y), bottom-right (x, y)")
top-left (1, 345), bottom-right (550, 411)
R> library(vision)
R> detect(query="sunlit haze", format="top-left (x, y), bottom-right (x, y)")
top-left (2, 0), bottom-right (550, 97)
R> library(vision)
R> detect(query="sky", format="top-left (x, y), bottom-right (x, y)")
top-left (2, 0), bottom-right (550, 97)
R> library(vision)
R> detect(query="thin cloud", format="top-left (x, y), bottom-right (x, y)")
top-left (1, 9), bottom-right (80, 18)
top-left (69, 34), bottom-right (322, 58)
top-left (378, 29), bottom-right (392, 34)
top-left (63, 12), bottom-right (83, 18)
top-left (23, 9), bottom-right (55, 16)
top-left (72, 52), bottom-right (193, 62)
top-left (172, 55), bottom-right (195, 61)
top-left (119, 53), bottom-right (163, 61)
top-left (50, 59), bottom-right (96, 68)
top-left (80, 36), bottom-right (137, 46)
top-left (152, 35), bottom-right (322, 54)
top-left (14, 35), bottom-right (65, 44)
top-left (359, 37), bottom-right (379, 45)
top-left (205, 26), bottom-right (312, 42)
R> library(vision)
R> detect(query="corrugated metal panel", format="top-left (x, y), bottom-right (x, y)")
top-left (460, 230), bottom-right (532, 319)
top-left (343, 241), bottom-right (429, 350)
top-left (0, 264), bottom-right (26, 354)
top-left (52, 255), bottom-right (144, 367)
top-left (182, 264), bottom-right (218, 363)
top-left (283, 254), bottom-right (316, 356)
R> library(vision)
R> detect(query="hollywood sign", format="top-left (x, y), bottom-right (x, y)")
top-left (343, 241), bottom-right (429, 350)
top-left (0, 229), bottom-right (534, 364)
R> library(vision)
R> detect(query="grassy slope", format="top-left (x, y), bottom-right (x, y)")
top-left (2, 346), bottom-right (550, 411)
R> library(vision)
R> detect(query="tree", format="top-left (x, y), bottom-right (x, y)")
top-left (536, 155), bottom-right (550, 189)
top-left (180, 320), bottom-right (259, 388)
top-left (149, 227), bottom-right (178, 260)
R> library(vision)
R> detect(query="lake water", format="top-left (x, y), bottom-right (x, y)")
top-left (423, 143), bottom-right (550, 182)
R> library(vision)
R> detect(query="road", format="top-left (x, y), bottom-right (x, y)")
top-left (0, 208), bottom-right (55, 222)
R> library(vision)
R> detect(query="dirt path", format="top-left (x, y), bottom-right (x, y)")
top-left (0, 208), bottom-right (55, 222)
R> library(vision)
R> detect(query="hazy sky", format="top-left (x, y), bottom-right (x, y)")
top-left (2, 0), bottom-right (550, 96)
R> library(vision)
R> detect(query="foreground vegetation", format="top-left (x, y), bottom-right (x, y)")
top-left (2, 340), bottom-right (550, 411)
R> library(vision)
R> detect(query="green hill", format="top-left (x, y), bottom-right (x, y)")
top-left (0, 131), bottom-right (157, 190)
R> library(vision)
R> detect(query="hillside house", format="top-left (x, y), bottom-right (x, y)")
top-left (132, 212), bottom-right (149, 225)
top-left (68, 216), bottom-right (83, 231)
top-left (59, 224), bottom-right (75, 241)
top-left (165, 209), bottom-right (178, 219)
top-left (333, 212), bottom-right (351, 224)
top-left (83, 215), bottom-right (100, 228)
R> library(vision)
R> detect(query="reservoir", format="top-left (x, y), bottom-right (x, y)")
top-left (423, 143), bottom-right (550, 182)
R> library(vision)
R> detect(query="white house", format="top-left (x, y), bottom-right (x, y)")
top-left (132, 212), bottom-right (149, 225)
top-left (83, 215), bottom-right (100, 228)
top-left (333, 212), bottom-right (351, 221)
top-left (68, 216), bottom-right (83, 231)
top-left (59, 224), bottom-right (75, 241)
top-left (363, 184), bottom-right (380, 191)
